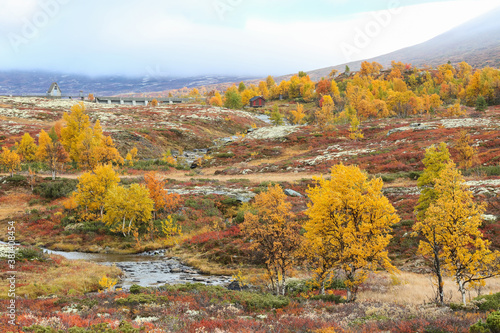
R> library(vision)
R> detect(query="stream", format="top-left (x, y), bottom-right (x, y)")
top-left (43, 248), bottom-right (232, 289)
top-left (0, 242), bottom-right (231, 289)
top-left (1, 115), bottom-right (274, 290)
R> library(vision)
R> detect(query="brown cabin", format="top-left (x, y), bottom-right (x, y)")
top-left (249, 96), bottom-right (266, 108)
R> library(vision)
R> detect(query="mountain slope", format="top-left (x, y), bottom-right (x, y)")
top-left (0, 71), bottom-right (256, 96)
top-left (294, 6), bottom-right (500, 81)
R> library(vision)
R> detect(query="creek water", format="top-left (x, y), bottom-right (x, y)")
top-left (42, 248), bottom-right (232, 289)
top-left (0, 241), bottom-right (231, 289)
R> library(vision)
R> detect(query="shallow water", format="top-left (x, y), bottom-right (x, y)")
top-left (36, 246), bottom-right (231, 289)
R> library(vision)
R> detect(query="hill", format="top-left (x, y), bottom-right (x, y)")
top-left (0, 71), bottom-right (256, 96)
top-left (298, 6), bottom-right (500, 81)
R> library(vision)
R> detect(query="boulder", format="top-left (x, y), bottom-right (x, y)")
top-left (284, 189), bottom-right (303, 197)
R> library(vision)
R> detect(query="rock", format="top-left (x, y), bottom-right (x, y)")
top-left (227, 280), bottom-right (242, 291)
top-left (284, 189), bottom-right (303, 197)
top-left (245, 125), bottom-right (300, 140)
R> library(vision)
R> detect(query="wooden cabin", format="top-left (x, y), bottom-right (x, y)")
top-left (249, 96), bottom-right (266, 108)
top-left (47, 82), bottom-right (62, 97)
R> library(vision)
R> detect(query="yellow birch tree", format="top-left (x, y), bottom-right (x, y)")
top-left (304, 164), bottom-right (399, 301)
top-left (413, 162), bottom-right (500, 306)
top-left (241, 184), bottom-right (302, 295)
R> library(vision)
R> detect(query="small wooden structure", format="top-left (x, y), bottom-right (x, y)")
top-left (249, 96), bottom-right (266, 108)
top-left (47, 82), bottom-right (62, 97)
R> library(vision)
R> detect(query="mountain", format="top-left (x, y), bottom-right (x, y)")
top-left (0, 71), bottom-right (256, 96)
top-left (284, 6), bottom-right (500, 81)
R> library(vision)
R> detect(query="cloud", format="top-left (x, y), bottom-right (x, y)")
top-left (0, 0), bottom-right (38, 27)
top-left (1, 0), bottom-right (499, 76)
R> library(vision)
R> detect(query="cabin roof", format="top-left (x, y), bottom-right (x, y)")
top-left (250, 96), bottom-right (266, 102)
top-left (47, 82), bottom-right (60, 93)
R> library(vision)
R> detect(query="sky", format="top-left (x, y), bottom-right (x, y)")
top-left (0, 0), bottom-right (499, 78)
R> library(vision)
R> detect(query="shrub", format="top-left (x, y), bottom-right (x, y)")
top-left (115, 294), bottom-right (167, 305)
top-left (487, 312), bottom-right (500, 332)
top-left (309, 293), bottom-right (345, 304)
top-left (470, 312), bottom-right (500, 333)
top-left (6, 174), bottom-right (27, 185)
top-left (470, 320), bottom-right (490, 333)
top-left (216, 152), bottom-right (235, 158)
top-left (16, 247), bottom-right (46, 261)
top-left (129, 284), bottom-right (145, 294)
top-left (476, 96), bottom-right (488, 112)
top-left (34, 179), bottom-right (77, 199)
top-left (161, 283), bottom-right (289, 310)
top-left (474, 293), bottom-right (500, 311)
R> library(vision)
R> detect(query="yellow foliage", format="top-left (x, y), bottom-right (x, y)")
top-left (144, 171), bottom-right (182, 219)
top-left (413, 161), bottom-right (499, 305)
top-left (290, 103), bottom-right (306, 125)
top-left (443, 101), bottom-right (466, 117)
top-left (75, 164), bottom-right (120, 220)
top-left (63, 196), bottom-right (78, 210)
top-left (98, 275), bottom-right (117, 293)
top-left (0, 147), bottom-right (21, 177)
top-left (316, 96), bottom-right (335, 130)
top-left (161, 215), bottom-right (183, 243)
top-left (103, 183), bottom-right (154, 236)
top-left (61, 102), bottom-right (91, 162)
top-left (304, 164), bottom-right (399, 301)
top-left (242, 184), bottom-right (302, 295)
top-left (454, 130), bottom-right (479, 170)
top-left (231, 269), bottom-right (248, 287)
top-left (36, 130), bottom-right (52, 162)
top-left (349, 114), bottom-right (363, 140)
top-left (17, 133), bottom-right (37, 162)
top-left (60, 103), bottom-right (122, 169)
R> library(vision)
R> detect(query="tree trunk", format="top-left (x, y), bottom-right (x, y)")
top-left (434, 249), bottom-right (444, 305)
top-left (347, 289), bottom-right (353, 302)
top-left (52, 170), bottom-right (56, 180)
top-left (274, 267), bottom-right (280, 296)
top-left (457, 277), bottom-right (467, 306)
top-left (122, 217), bottom-right (127, 237)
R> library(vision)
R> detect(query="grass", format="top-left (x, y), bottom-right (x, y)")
top-left (357, 271), bottom-right (500, 306)
top-left (0, 254), bottom-right (122, 298)
top-left (169, 246), bottom-right (236, 276)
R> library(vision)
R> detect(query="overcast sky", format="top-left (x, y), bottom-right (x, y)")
top-left (0, 0), bottom-right (499, 77)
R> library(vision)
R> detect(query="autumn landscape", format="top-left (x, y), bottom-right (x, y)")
top-left (3, 1), bottom-right (500, 333)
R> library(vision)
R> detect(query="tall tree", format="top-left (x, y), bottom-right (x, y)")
top-left (224, 86), bottom-right (243, 109)
top-left (454, 130), bottom-right (479, 171)
top-left (238, 81), bottom-right (246, 93)
top-left (45, 141), bottom-right (70, 180)
top-left (290, 103), bottom-right (306, 125)
top-left (242, 184), bottom-right (302, 295)
top-left (61, 102), bottom-right (91, 162)
top-left (270, 104), bottom-right (284, 126)
top-left (266, 75), bottom-right (276, 90)
top-left (104, 184), bottom-right (154, 236)
top-left (415, 142), bottom-right (451, 221)
top-left (305, 164), bottom-right (399, 301)
top-left (349, 114), bottom-right (363, 140)
top-left (209, 92), bottom-right (223, 107)
top-left (0, 147), bottom-right (21, 177)
top-left (144, 171), bottom-right (181, 220)
top-left (17, 133), bottom-right (37, 162)
top-left (413, 162), bottom-right (499, 305)
top-left (74, 164), bottom-right (120, 220)
top-left (315, 95), bottom-right (335, 130)
top-left (36, 130), bottom-right (52, 162)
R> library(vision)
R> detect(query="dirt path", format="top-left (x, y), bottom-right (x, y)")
top-left (1, 168), bottom-right (327, 184)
